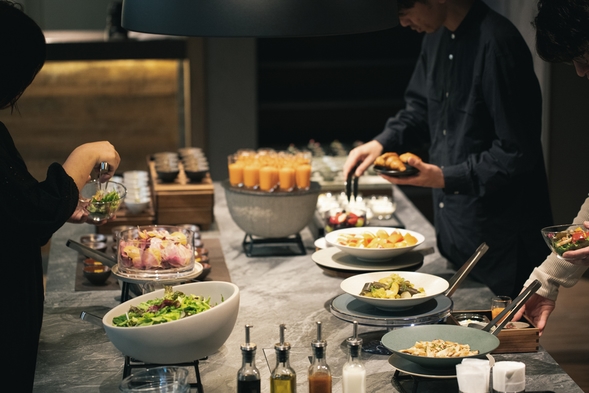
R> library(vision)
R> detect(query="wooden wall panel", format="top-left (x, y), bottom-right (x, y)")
top-left (0, 59), bottom-right (182, 180)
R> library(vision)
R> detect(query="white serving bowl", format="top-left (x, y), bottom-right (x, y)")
top-left (102, 281), bottom-right (240, 364)
top-left (124, 197), bottom-right (151, 214)
top-left (325, 227), bottom-right (425, 261)
top-left (340, 271), bottom-right (449, 310)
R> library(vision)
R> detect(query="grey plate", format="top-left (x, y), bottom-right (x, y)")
top-left (381, 325), bottom-right (499, 369)
top-left (330, 294), bottom-right (452, 327)
top-left (388, 353), bottom-right (456, 379)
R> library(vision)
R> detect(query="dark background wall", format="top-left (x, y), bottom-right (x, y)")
top-left (19, 0), bottom-right (589, 224)
top-left (546, 63), bottom-right (589, 223)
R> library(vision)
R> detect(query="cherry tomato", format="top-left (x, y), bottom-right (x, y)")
top-left (572, 230), bottom-right (588, 243)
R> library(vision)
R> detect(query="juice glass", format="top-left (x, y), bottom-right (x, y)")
top-left (491, 296), bottom-right (512, 321)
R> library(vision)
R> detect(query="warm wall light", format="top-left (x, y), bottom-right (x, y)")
top-left (121, 0), bottom-right (398, 37)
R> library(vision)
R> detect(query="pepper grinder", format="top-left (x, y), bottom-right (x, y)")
top-left (270, 324), bottom-right (296, 393)
top-left (237, 324), bottom-right (261, 393)
top-left (342, 321), bottom-right (366, 393)
top-left (308, 321), bottom-right (332, 393)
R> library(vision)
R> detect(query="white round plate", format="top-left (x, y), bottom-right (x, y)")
top-left (314, 237), bottom-right (330, 250)
top-left (312, 247), bottom-right (423, 272)
top-left (112, 263), bottom-right (203, 284)
top-left (340, 271), bottom-right (449, 310)
top-left (324, 227), bottom-right (425, 261)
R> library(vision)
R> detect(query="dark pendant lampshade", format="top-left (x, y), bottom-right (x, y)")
top-left (121, 0), bottom-right (398, 37)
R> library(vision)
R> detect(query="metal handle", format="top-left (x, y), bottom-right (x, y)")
top-left (66, 239), bottom-right (117, 267)
top-left (484, 279), bottom-right (542, 335)
top-left (80, 311), bottom-right (105, 329)
top-left (346, 164), bottom-right (360, 203)
top-left (444, 242), bottom-right (489, 298)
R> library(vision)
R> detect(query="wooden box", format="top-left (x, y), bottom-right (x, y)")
top-left (447, 310), bottom-right (539, 354)
top-left (148, 159), bottom-right (215, 229)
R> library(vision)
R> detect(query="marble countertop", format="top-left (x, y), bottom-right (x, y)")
top-left (33, 183), bottom-right (583, 393)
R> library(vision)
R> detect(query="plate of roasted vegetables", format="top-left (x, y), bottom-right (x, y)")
top-left (325, 227), bottom-right (425, 261)
top-left (541, 224), bottom-right (589, 258)
top-left (340, 271), bottom-right (449, 310)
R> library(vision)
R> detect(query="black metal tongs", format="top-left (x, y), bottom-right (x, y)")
top-left (345, 164), bottom-right (359, 203)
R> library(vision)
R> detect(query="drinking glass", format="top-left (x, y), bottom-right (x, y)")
top-left (491, 296), bottom-right (512, 320)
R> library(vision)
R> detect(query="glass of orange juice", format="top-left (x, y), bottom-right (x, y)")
top-left (491, 296), bottom-right (512, 321)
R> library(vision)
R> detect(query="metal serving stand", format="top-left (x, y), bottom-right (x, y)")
top-left (68, 238), bottom-right (207, 392)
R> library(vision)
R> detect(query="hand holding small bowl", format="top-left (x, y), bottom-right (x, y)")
top-left (541, 223), bottom-right (589, 263)
top-left (80, 179), bottom-right (126, 223)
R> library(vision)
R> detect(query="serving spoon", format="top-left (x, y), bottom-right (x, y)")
top-left (98, 161), bottom-right (110, 192)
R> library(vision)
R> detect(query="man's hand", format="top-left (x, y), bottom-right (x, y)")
top-left (511, 293), bottom-right (555, 336)
top-left (343, 140), bottom-right (384, 178)
top-left (380, 157), bottom-right (445, 189)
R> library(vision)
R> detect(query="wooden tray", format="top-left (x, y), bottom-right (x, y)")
top-left (148, 158), bottom-right (215, 229)
top-left (447, 310), bottom-right (539, 353)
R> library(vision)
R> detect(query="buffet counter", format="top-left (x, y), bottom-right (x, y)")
top-left (34, 183), bottom-right (583, 392)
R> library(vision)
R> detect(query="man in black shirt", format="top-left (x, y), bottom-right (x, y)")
top-left (344, 0), bottom-right (553, 298)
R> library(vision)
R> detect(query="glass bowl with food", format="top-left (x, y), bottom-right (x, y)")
top-left (541, 224), bottom-right (589, 258)
top-left (80, 179), bottom-right (126, 223)
top-left (117, 225), bottom-right (196, 277)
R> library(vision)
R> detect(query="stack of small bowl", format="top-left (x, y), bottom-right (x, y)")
top-left (121, 171), bottom-right (151, 214)
top-left (178, 147), bottom-right (209, 182)
top-left (153, 152), bottom-right (180, 183)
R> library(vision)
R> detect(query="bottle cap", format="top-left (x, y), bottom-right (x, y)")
top-left (346, 321), bottom-right (363, 348)
top-left (274, 324), bottom-right (291, 351)
top-left (240, 324), bottom-right (257, 351)
top-left (311, 321), bottom-right (327, 349)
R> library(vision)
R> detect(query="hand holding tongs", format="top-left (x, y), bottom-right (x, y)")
top-left (483, 279), bottom-right (542, 336)
top-left (345, 164), bottom-right (360, 203)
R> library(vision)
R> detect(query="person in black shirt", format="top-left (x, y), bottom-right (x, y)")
top-left (343, 0), bottom-right (553, 299)
top-left (0, 2), bottom-right (121, 391)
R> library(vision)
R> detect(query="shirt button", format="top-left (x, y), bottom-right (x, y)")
top-left (443, 129), bottom-right (447, 135)
top-left (439, 202), bottom-right (445, 208)
top-left (449, 54), bottom-right (454, 60)
top-left (451, 34), bottom-right (456, 39)
top-left (446, 92), bottom-right (449, 97)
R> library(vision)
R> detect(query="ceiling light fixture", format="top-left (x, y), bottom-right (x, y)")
top-left (121, 0), bottom-right (398, 37)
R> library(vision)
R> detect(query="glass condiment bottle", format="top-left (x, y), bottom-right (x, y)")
top-left (308, 321), bottom-right (332, 393)
top-left (270, 324), bottom-right (296, 393)
top-left (237, 324), bottom-right (261, 393)
top-left (342, 322), bottom-right (366, 393)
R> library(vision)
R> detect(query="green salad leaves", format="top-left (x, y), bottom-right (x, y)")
top-left (88, 189), bottom-right (121, 215)
top-left (112, 290), bottom-right (213, 327)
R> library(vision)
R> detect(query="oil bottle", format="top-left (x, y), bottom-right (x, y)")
top-left (237, 324), bottom-right (261, 393)
top-left (342, 321), bottom-right (366, 393)
top-left (308, 321), bottom-right (332, 393)
top-left (270, 324), bottom-right (296, 393)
